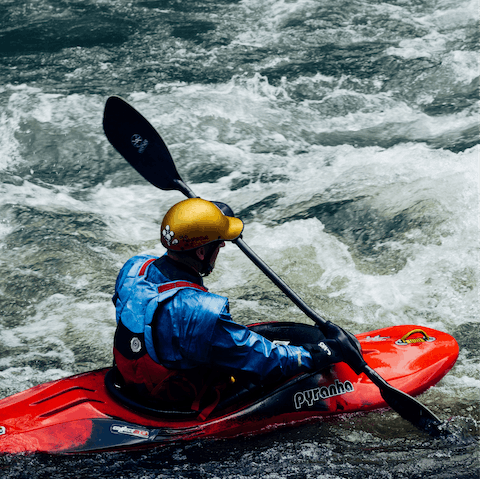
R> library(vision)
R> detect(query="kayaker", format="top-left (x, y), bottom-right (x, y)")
top-left (112, 198), bottom-right (365, 417)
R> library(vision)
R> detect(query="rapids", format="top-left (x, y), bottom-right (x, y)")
top-left (0, 0), bottom-right (478, 477)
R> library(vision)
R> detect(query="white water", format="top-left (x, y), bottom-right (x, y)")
top-left (0, 0), bottom-right (478, 476)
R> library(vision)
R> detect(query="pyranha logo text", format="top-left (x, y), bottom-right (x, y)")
top-left (294, 379), bottom-right (354, 410)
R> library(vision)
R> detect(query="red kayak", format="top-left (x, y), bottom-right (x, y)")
top-left (0, 322), bottom-right (458, 455)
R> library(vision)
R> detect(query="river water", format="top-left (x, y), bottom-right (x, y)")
top-left (0, 0), bottom-right (478, 477)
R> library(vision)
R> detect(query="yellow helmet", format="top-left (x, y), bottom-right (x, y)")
top-left (161, 198), bottom-right (244, 251)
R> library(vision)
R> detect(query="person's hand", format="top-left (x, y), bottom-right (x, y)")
top-left (303, 339), bottom-right (344, 370)
top-left (322, 321), bottom-right (367, 375)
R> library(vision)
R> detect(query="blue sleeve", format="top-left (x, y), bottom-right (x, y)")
top-left (210, 310), bottom-right (313, 382)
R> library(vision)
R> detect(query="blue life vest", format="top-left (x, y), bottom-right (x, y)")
top-left (112, 254), bottom-right (230, 411)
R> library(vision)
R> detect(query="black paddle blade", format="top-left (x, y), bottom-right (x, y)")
top-left (364, 365), bottom-right (450, 437)
top-left (103, 96), bottom-right (193, 197)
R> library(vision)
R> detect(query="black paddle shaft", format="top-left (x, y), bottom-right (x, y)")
top-left (234, 237), bottom-right (328, 326)
top-left (103, 95), bottom-right (449, 438)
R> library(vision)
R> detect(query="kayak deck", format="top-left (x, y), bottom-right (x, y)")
top-left (0, 324), bottom-right (458, 454)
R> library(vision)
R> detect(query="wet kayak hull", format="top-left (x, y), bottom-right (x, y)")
top-left (0, 323), bottom-right (458, 454)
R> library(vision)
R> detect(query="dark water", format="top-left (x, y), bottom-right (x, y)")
top-left (0, 0), bottom-right (478, 477)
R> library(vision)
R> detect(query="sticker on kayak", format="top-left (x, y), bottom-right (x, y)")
top-left (294, 379), bottom-right (354, 410)
top-left (364, 335), bottom-right (390, 342)
top-left (0, 426), bottom-right (5, 435)
top-left (110, 424), bottom-right (150, 439)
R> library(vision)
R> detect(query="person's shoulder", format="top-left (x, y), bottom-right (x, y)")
top-left (130, 253), bottom-right (158, 264)
top-left (176, 287), bottom-right (228, 311)
top-left (175, 286), bottom-right (211, 300)
top-left (116, 254), bottom-right (158, 284)
top-left (178, 285), bottom-right (226, 296)
top-left (121, 254), bottom-right (157, 271)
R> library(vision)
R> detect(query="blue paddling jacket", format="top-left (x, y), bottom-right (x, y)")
top-left (112, 253), bottom-right (313, 412)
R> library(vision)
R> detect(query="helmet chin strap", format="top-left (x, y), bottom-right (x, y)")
top-left (199, 264), bottom-right (213, 277)
top-left (168, 242), bottom-right (220, 277)
top-left (198, 242), bottom-right (221, 277)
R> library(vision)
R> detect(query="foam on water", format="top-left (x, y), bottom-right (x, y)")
top-left (0, 290), bottom-right (115, 394)
top-left (0, 97), bottom-right (23, 171)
